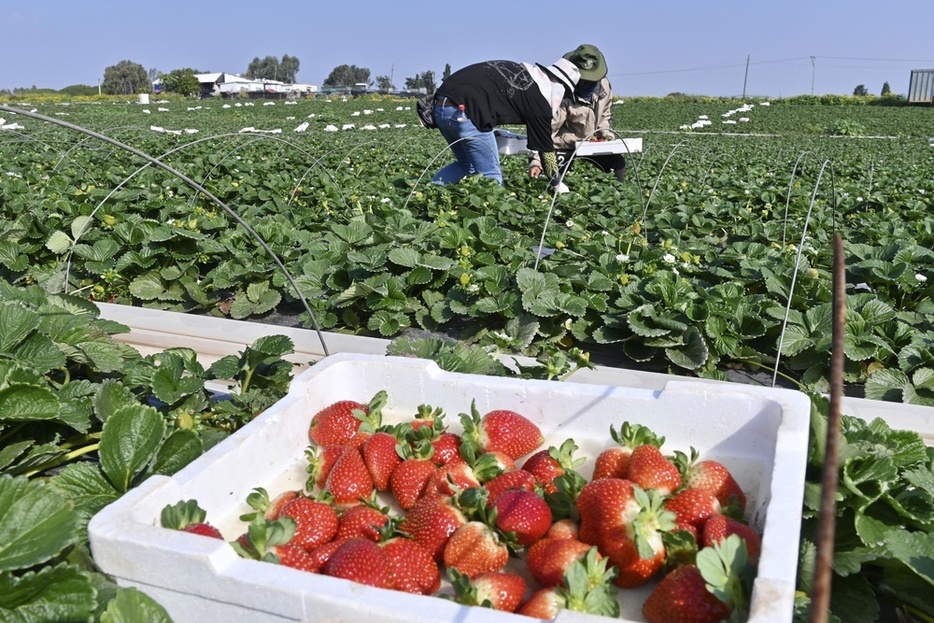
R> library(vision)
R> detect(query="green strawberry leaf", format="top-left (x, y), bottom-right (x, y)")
top-left (0, 476), bottom-right (80, 572)
top-left (99, 404), bottom-right (165, 493)
top-left (0, 563), bottom-right (96, 619)
top-left (100, 587), bottom-right (174, 623)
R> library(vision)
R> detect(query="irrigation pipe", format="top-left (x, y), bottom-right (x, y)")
top-left (772, 158), bottom-right (835, 388)
top-left (0, 103), bottom-right (331, 357)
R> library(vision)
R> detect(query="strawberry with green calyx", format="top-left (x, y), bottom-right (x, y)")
top-left (524, 535), bottom-right (594, 587)
top-left (544, 469), bottom-right (587, 522)
top-left (278, 494), bottom-right (339, 551)
top-left (521, 438), bottom-right (586, 494)
top-left (406, 405), bottom-right (463, 466)
top-left (427, 460), bottom-right (483, 497)
top-left (334, 491), bottom-right (391, 542)
top-left (308, 390), bottom-right (387, 447)
top-left (238, 487), bottom-right (299, 522)
top-left (517, 547), bottom-right (620, 619)
top-left (642, 534), bottom-right (751, 623)
top-left (592, 421), bottom-right (663, 481)
top-left (627, 443), bottom-right (681, 496)
top-left (576, 479), bottom-right (676, 587)
top-left (232, 517), bottom-right (317, 571)
top-left (458, 400), bottom-right (544, 461)
top-left (674, 448), bottom-right (747, 514)
top-left (448, 568), bottom-right (528, 613)
top-left (389, 438), bottom-right (439, 510)
top-left (701, 514), bottom-right (761, 563)
top-left (160, 499), bottom-right (224, 539)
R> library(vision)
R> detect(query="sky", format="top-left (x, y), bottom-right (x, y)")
top-left (3, 1), bottom-right (934, 98)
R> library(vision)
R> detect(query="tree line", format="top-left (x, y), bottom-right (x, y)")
top-left (55, 55), bottom-right (446, 97)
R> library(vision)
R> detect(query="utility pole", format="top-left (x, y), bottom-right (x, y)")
top-left (811, 56), bottom-right (816, 95)
top-left (742, 55), bottom-right (750, 100)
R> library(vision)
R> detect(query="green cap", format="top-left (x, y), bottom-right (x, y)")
top-left (563, 44), bottom-right (607, 82)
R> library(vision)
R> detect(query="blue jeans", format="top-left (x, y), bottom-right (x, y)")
top-left (432, 103), bottom-right (502, 185)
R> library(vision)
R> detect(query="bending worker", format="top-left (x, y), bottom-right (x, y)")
top-left (529, 44), bottom-right (626, 184)
top-left (431, 53), bottom-right (592, 189)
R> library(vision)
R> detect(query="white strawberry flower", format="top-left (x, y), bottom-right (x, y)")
top-left (663, 253), bottom-right (676, 264)
top-left (916, 274), bottom-right (927, 282)
top-left (616, 253), bottom-right (629, 262)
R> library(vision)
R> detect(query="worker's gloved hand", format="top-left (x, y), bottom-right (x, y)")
top-left (549, 178), bottom-right (570, 194)
top-left (528, 165), bottom-right (542, 178)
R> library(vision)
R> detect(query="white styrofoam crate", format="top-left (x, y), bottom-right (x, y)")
top-left (88, 353), bottom-right (810, 623)
top-left (574, 138), bottom-right (642, 156)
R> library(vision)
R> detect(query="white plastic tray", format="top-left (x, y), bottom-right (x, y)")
top-left (575, 138), bottom-right (642, 156)
top-left (88, 353), bottom-right (810, 623)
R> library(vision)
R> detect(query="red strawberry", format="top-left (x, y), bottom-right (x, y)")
top-left (431, 431), bottom-right (462, 466)
top-left (701, 514), bottom-right (761, 562)
top-left (483, 469), bottom-right (539, 505)
top-left (459, 401), bottom-right (544, 461)
top-left (306, 537), bottom-right (353, 573)
top-left (521, 439), bottom-right (584, 494)
top-left (575, 479), bottom-right (675, 587)
top-left (334, 493), bottom-right (390, 542)
top-left (389, 442), bottom-right (439, 510)
top-left (642, 564), bottom-right (732, 623)
top-left (545, 518), bottom-right (580, 540)
top-left (517, 587), bottom-right (564, 619)
top-left (627, 444), bottom-right (681, 495)
top-left (324, 444), bottom-right (374, 508)
top-left (680, 455), bottom-right (747, 513)
top-left (278, 495), bottom-right (339, 551)
top-left (517, 547), bottom-right (620, 619)
top-left (449, 569), bottom-right (527, 613)
top-left (664, 487), bottom-right (721, 533)
top-left (308, 390), bottom-right (386, 447)
top-left (160, 499), bottom-right (223, 539)
top-left (524, 537), bottom-right (593, 587)
top-left (443, 519), bottom-right (510, 577)
top-left (232, 517), bottom-right (317, 572)
top-left (381, 534), bottom-right (441, 595)
top-left (427, 460), bottom-right (481, 497)
top-left (490, 488), bottom-right (552, 547)
top-left (591, 422), bottom-right (663, 481)
top-left (304, 444), bottom-right (345, 490)
top-left (361, 429), bottom-right (402, 490)
top-left (397, 493), bottom-right (467, 562)
top-left (183, 523), bottom-right (224, 539)
top-left (239, 487), bottom-right (299, 523)
top-left (322, 537), bottom-right (391, 588)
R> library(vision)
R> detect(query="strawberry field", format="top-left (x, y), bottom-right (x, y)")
top-left (1, 95), bottom-right (933, 622)
top-left (2, 96), bottom-right (933, 398)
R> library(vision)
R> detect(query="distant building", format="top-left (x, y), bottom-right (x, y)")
top-left (908, 69), bottom-right (934, 104)
top-left (194, 72), bottom-right (317, 99)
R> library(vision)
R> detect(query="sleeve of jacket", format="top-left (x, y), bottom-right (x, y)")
top-left (595, 79), bottom-right (615, 139)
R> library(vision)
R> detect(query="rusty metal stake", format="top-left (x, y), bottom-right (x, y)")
top-left (810, 232), bottom-right (845, 623)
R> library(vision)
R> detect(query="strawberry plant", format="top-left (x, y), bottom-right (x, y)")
top-left (0, 277), bottom-right (297, 620)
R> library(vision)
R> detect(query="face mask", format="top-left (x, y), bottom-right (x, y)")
top-left (575, 80), bottom-right (599, 102)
